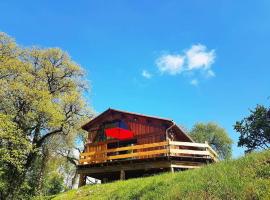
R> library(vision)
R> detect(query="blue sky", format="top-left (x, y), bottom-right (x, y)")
top-left (1, 1), bottom-right (270, 157)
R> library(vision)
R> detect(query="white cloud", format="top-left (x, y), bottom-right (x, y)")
top-left (155, 44), bottom-right (216, 85)
top-left (186, 44), bottom-right (215, 71)
top-left (156, 44), bottom-right (215, 76)
top-left (190, 79), bottom-right (199, 86)
top-left (206, 69), bottom-right (215, 78)
top-left (142, 70), bottom-right (152, 79)
top-left (156, 54), bottom-right (185, 75)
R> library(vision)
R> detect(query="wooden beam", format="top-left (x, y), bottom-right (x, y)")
top-left (79, 148), bottom-right (168, 164)
top-left (207, 145), bottom-right (218, 157)
top-left (171, 164), bottom-right (200, 169)
top-left (170, 149), bottom-right (211, 156)
top-left (171, 160), bottom-right (204, 166)
top-left (107, 149), bottom-right (168, 160)
top-left (77, 160), bottom-right (171, 174)
top-left (81, 141), bottom-right (168, 157)
top-left (169, 141), bottom-right (208, 148)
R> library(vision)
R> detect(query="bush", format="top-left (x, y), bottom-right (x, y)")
top-left (43, 172), bottom-right (65, 196)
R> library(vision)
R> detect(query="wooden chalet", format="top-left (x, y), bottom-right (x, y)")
top-left (77, 108), bottom-right (218, 186)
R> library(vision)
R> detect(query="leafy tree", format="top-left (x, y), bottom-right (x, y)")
top-left (189, 123), bottom-right (233, 160)
top-left (0, 32), bottom-right (91, 198)
top-left (0, 114), bottom-right (32, 200)
top-left (234, 104), bottom-right (270, 153)
top-left (42, 134), bottom-right (83, 190)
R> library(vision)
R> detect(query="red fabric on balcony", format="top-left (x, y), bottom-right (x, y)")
top-left (105, 127), bottom-right (134, 140)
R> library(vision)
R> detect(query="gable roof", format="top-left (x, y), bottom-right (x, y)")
top-left (82, 108), bottom-right (173, 130)
top-left (82, 108), bottom-right (194, 142)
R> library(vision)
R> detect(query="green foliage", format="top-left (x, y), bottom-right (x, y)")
top-left (189, 122), bottom-right (233, 160)
top-left (43, 172), bottom-right (65, 196)
top-left (234, 104), bottom-right (270, 153)
top-left (47, 150), bottom-right (270, 200)
top-left (0, 113), bottom-right (32, 199)
top-left (0, 32), bottom-right (91, 199)
top-left (0, 113), bottom-right (32, 171)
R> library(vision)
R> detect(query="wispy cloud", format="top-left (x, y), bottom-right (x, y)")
top-left (155, 44), bottom-right (216, 85)
top-left (190, 79), bottom-right (199, 86)
top-left (141, 70), bottom-right (152, 79)
top-left (205, 69), bottom-right (215, 78)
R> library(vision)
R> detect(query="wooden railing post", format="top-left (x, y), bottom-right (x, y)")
top-left (167, 140), bottom-right (170, 157)
top-left (205, 141), bottom-right (209, 158)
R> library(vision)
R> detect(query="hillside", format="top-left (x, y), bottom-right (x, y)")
top-left (50, 150), bottom-right (270, 200)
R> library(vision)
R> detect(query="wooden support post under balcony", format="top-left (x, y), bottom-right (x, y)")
top-left (78, 174), bottom-right (86, 187)
top-left (170, 166), bottom-right (174, 173)
top-left (102, 178), bottom-right (108, 183)
top-left (120, 170), bottom-right (125, 180)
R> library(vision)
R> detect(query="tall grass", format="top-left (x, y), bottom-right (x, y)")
top-left (51, 150), bottom-right (270, 200)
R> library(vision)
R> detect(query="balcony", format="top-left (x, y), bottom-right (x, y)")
top-left (79, 140), bottom-right (218, 166)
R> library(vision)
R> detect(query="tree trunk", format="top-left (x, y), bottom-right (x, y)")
top-left (36, 152), bottom-right (48, 195)
top-left (71, 171), bottom-right (80, 189)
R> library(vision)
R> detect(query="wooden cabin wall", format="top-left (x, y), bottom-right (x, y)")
top-left (84, 112), bottom-right (168, 158)
top-left (126, 117), bottom-right (166, 140)
top-left (124, 115), bottom-right (167, 159)
top-left (86, 113), bottom-right (168, 143)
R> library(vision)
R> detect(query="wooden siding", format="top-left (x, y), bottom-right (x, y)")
top-left (126, 119), bottom-right (166, 137)
top-left (85, 114), bottom-right (167, 146)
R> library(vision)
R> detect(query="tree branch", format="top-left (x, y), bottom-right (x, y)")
top-left (57, 149), bottom-right (79, 166)
top-left (36, 127), bottom-right (63, 147)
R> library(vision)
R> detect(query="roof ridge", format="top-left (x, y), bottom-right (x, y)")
top-left (108, 108), bottom-right (173, 122)
top-left (82, 108), bottom-right (173, 130)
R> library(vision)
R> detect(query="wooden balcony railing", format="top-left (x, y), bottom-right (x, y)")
top-left (79, 141), bottom-right (218, 165)
top-left (169, 141), bottom-right (218, 162)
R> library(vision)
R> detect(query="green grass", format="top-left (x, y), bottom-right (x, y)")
top-left (52, 150), bottom-right (270, 200)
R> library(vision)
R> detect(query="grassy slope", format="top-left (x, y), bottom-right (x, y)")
top-left (52, 150), bottom-right (270, 200)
